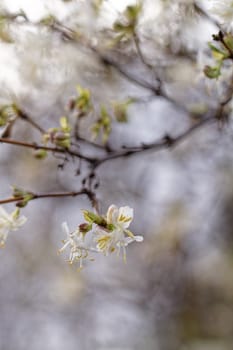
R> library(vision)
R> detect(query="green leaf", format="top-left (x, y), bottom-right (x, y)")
top-left (113, 21), bottom-right (127, 33)
top-left (204, 64), bottom-right (221, 79)
top-left (12, 187), bottom-right (34, 207)
top-left (208, 43), bottom-right (229, 60)
top-left (92, 0), bottom-right (103, 12)
top-left (60, 116), bottom-right (71, 132)
top-left (112, 99), bottom-right (132, 123)
top-left (125, 3), bottom-right (142, 22)
top-left (0, 104), bottom-right (19, 126)
top-left (34, 149), bottom-right (48, 159)
top-left (40, 15), bottom-right (56, 26)
top-left (0, 20), bottom-right (13, 43)
top-left (223, 34), bottom-right (233, 52)
top-left (76, 85), bottom-right (92, 112)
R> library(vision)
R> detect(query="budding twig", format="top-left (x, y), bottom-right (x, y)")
top-left (0, 189), bottom-right (95, 206)
top-left (0, 137), bottom-right (96, 163)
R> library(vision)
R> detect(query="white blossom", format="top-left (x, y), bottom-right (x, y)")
top-left (59, 222), bottom-right (95, 269)
top-left (95, 205), bottom-right (143, 260)
top-left (209, 1), bottom-right (233, 28)
top-left (60, 205), bottom-right (144, 268)
top-left (0, 206), bottom-right (27, 247)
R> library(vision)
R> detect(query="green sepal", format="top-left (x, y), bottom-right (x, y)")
top-left (106, 223), bottom-right (115, 231)
top-left (12, 186), bottom-right (34, 207)
top-left (79, 223), bottom-right (92, 233)
top-left (82, 210), bottom-right (106, 226)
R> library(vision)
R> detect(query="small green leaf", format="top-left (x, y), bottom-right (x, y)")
top-left (125, 3), bottom-right (142, 22)
top-left (113, 21), bottom-right (127, 33)
top-left (0, 104), bottom-right (19, 126)
top-left (12, 187), bottom-right (34, 207)
top-left (34, 149), bottom-right (48, 159)
top-left (60, 116), bottom-right (71, 132)
top-left (76, 85), bottom-right (92, 112)
top-left (92, 0), bottom-right (103, 12)
top-left (223, 34), bottom-right (233, 52)
top-left (112, 99), bottom-right (132, 122)
top-left (204, 64), bottom-right (221, 79)
top-left (40, 15), bottom-right (56, 26)
top-left (0, 20), bottom-right (13, 43)
top-left (208, 43), bottom-right (229, 60)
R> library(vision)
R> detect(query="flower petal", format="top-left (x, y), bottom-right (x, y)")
top-left (106, 204), bottom-right (119, 224)
top-left (0, 206), bottom-right (11, 221)
top-left (134, 235), bottom-right (144, 242)
top-left (117, 206), bottom-right (133, 228)
top-left (62, 222), bottom-right (70, 236)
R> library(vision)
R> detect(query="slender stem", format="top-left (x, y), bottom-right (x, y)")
top-left (0, 189), bottom-right (94, 205)
top-left (0, 116), bottom-right (217, 169)
top-left (194, 3), bottom-right (221, 30)
top-left (95, 116), bottom-right (216, 166)
top-left (0, 197), bottom-right (24, 204)
top-left (19, 111), bottom-right (46, 134)
top-left (133, 32), bottom-right (154, 70)
top-left (0, 137), bottom-right (96, 163)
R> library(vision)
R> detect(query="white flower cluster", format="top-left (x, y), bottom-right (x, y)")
top-left (0, 206), bottom-right (27, 247)
top-left (0, 204), bottom-right (143, 270)
top-left (209, 1), bottom-right (233, 29)
top-left (59, 205), bottom-right (144, 269)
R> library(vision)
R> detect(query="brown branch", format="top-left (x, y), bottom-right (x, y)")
top-left (101, 53), bottom-right (189, 114)
top-left (0, 137), bottom-right (96, 163)
top-left (0, 10), bottom-right (230, 171)
top-left (194, 3), bottom-right (221, 30)
top-left (18, 109), bottom-right (46, 134)
top-left (75, 136), bottom-right (113, 153)
top-left (133, 31), bottom-right (154, 70)
top-left (0, 116), bottom-right (219, 169)
top-left (0, 189), bottom-right (95, 205)
top-left (95, 116), bottom-right (216, 167)
top-left (217, 31), bottom-right (233, 59)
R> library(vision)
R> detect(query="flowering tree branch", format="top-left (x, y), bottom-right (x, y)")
top-left (1, 2), bottom-right (233, 269)
top-left (0, 115), bottom-right (218, 169)
top-left (0, 137), bottom-right (97, 163)
top-left (94, 116), bottom-right (216, 167)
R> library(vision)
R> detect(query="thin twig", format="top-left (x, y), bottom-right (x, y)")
top-left (194, 2), bottom-right (221, 30)
top-left (0, 137), bottom-right (96, 163)
top-left (18, 109), bottom-right (46, 134)
top-left (0, 189), bottom-right (95, 205)
top-left (94, 116), bottom-right (216, 167)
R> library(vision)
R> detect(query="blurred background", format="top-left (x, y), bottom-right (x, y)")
top-left (1, 1), bottom-right (233, 349)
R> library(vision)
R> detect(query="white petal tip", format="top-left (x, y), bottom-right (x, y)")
top-left (62, 222), bottom-right (69, 233)
top-left (135, 235), bottom-right (144, 242)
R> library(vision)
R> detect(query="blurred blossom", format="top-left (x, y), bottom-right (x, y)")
top-left (210, 0), bottom-right (233, 27)
top-left (0, 206), bottom-right (27, 247)
top-left (58, 222), bottom-right (93, 269)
